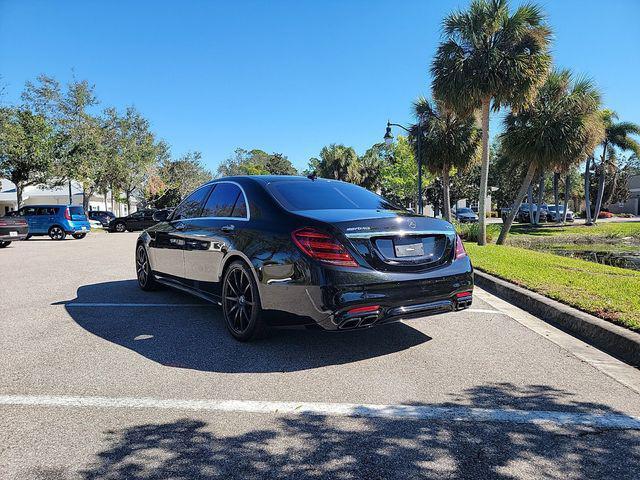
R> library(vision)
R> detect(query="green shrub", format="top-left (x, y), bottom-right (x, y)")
top-left (456, 222), bottom-right (495, 243)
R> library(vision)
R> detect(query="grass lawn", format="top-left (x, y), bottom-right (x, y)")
top-left (465, 243), bottom-right (640, 332)
top-left (504, 221), bottom-right (640, 239)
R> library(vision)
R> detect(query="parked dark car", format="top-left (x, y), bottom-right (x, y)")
top-left (136, 176), bottom-right (474, 341)
top-left (88, 210), bottom-right (116, 228)
top-left (515, 204), bottom-right (548, 223)
top-left (453, 207), bottom-right (478, 223)
top-left (8, 205), bottom-right (90, 240)
top-left (0, 215), bottom-right (29, 247)
top-left (108, 209), bottom-right (158, 232)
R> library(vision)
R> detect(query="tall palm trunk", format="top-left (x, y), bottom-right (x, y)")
top-left (477, 97), bottom-right (491, 245)
top-left (441, 165), bottom-right (452, 223)
top-left (593, 142), bottom-right (609, 223)
top-left (534, 172), bottom-right (544, 224)
top-left (553, 172), bottom-right (560, 223)
top-left (584, 156), bottom-right (593, 225)
top-left (562, 175), bottom-right (570, 223)
top-left (527, 183), bottom-right (534, 225)
top-left (497, 162), bottom-right (537, 245)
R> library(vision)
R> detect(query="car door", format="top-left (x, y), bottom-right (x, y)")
top-left (142, 210), bottom-right (156, 229)
top-left (20, 207), bottom-right (39, 233)
top-left (181, 182), bottom-right (250, 293)
top-left (148, 185), bottom-right (211, 281)
top-left (126, 211), bottom-right (144, 231)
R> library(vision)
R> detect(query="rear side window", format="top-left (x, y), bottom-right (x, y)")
top-left (268, 180), bottom-right (398, 211)
top-left (201, 183), bottom-right (247, 218)
top-left (172, 185), bottom-right (211, 220)
top-left (69, 207), bottom-right (85, 216)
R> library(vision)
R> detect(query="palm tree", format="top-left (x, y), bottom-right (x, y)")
top-left (589, 110), bottom-right (640, 223)
top-left (412, 97), bottom-right (481, 222)
top-left (432, 0), bottom-right (552, 245)
top-left (496, 70), bottom-right (603, 245)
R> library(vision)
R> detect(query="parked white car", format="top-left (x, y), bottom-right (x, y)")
top-left (547, 205), bottom-right (575, 222)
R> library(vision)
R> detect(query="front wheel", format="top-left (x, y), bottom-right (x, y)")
top-left (222, 260), bottom-right (266, 341)
top-left (136, 244), bottom-right (159, 291)
top-left (114, 222), bottom-right (126, 233)
top-left (72, 233), bottom-right (87, 239)
top-left (49, 226), bottom-right (66, 240)
top-left (0, 241), bottom-right (11, 248)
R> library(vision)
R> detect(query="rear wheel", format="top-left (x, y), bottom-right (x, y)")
top-left (136, 244), bottom-right (159, 291)
top-left (0, 241), bottom-right (11, 248)
top-left (222, 260), bottom-right (265, 341)
top-left (72, 233), bottom-right (87, 239)
top-left (114, 222), bottom-right (126, 233)
top-left (49, 226), bottom-right (66, 240)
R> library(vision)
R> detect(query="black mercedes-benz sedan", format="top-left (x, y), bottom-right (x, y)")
top-left (136, 176), bottom-right (473, 341)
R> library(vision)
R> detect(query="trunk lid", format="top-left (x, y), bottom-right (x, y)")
top-left (295, 209), bottom-right (457, 271)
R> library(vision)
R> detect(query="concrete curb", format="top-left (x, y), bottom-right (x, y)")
top-left (474, 270), bottom-right (640, 367)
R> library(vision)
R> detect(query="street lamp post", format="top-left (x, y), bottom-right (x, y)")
top-left (384, 120), bottom-right (424, 215)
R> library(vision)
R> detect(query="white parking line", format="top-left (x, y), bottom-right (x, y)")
top-left (65, 303), bottom-right (212, 307)
top-left (1, 394), bottom-right (639, 430)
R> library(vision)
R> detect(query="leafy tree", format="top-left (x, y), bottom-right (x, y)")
top-left (432, 0), bottom-right (552, 243)
top-left (358, 143), bottom-right (387, 191)
top-left (216, 148), bottom-right (297, 177)
top-left (154, 151), bottom-right (212, 207)
top-left (590, 110), bottom-right (640, 222)
top-left (412, 97), bottom-right (480, 222)
top-left (379, 135), bottom-right (428, 209)
top-left (310, 144), bottom-right (360, 183)
top-left (0, 107), bottom-right (56, 206)
top-left (497, 70), bottom-right (603, 245)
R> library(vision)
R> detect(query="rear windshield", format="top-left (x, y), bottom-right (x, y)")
top-left (69, 207), bottom-right (86, 216)
top-left (267, 180), bottom-right (399, 211)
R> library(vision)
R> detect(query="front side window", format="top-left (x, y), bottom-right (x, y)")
top-left (172, 185), bottom-right (212, 220)
top-left (201, 183), bottom-right (247, 218)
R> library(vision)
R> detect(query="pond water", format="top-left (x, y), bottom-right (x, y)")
top-left (552, 249), bottom-right (640, 271)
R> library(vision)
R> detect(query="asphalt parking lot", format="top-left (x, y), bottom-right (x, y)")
top-left (1, 232), bottom-right (640, 479)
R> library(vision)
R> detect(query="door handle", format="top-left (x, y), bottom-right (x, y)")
top-left (221, 224), bottom-right (235, 232)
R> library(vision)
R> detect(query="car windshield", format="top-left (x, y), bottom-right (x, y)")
top-left (458, 208), bottom-right (473, 214)
top-left (267, 180), bottom-right (400, 211)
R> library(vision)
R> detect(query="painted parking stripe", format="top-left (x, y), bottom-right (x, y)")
top-left (1, 394), bottom-right (639, 430)
top-left (64, 303), bottom-right (212, 307)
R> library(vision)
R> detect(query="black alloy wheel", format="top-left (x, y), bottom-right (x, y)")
top-left (222, 260), bottom-right (265, 341)
top-left (49, 226), bottom-right (66, 240)
top-left (136, 245), bottom-right (158, 291)
top-left (72, 233), bottom-right (87, 239)
top-left (114, 222), bottom-right (126, 233)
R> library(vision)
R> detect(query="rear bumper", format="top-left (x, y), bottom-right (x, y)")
top-left (65, 222), bottom-right (91, 233)
top-left (260, 257), bottom-right (474, 331)
top-left (0, 225), bottom-right (29, 241)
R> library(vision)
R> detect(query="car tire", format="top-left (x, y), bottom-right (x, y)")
top-left (25, 234), bottom-right (32, 240)
top-left (49, 226), bottom-right (66, 240)
top-left (72, 233), bottom-right (87, 239)
top-left (136, 244), bottom-right (159, 291)
top-left (222, 260), bottom-right (266, 342)
top-left (114, 222), bottom-right (126, 233)
top-left (0, 241), bottom-right (11, 248)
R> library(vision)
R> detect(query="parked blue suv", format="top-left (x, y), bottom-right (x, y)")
top-left (11, 205), bottom-right (91, 240)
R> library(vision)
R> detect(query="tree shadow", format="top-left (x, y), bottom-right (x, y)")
top-left (58, 280), bottom-right (431, 373)
top-left (79, 383), bottom-right (640, 480)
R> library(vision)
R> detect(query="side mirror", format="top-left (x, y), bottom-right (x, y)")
top-left (153, 209), bottom-right (171, 222)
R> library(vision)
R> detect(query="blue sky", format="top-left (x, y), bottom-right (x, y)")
top-left (1, 0), bottom-right (639, 172)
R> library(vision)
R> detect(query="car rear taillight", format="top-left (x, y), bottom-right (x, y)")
top-left (292, 227), bottom-right (358, 267)
top-left (455, 235), bottom-right (467, 259)
top-left (64, 207), bottom-right (72, 221)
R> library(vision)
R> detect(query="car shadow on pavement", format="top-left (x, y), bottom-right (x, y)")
top-left (73, 383), bottom-right (639, 480)
top-left (59, 280), bottom-right (431, 373)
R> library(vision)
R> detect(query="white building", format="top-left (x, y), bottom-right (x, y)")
top-left (0, 179), bottom-right (137, 217)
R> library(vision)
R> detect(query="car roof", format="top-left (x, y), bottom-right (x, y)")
top-left (207, 175), bottom-right (347, 186)
top-left (22, 204), bottom-right (69, 208)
